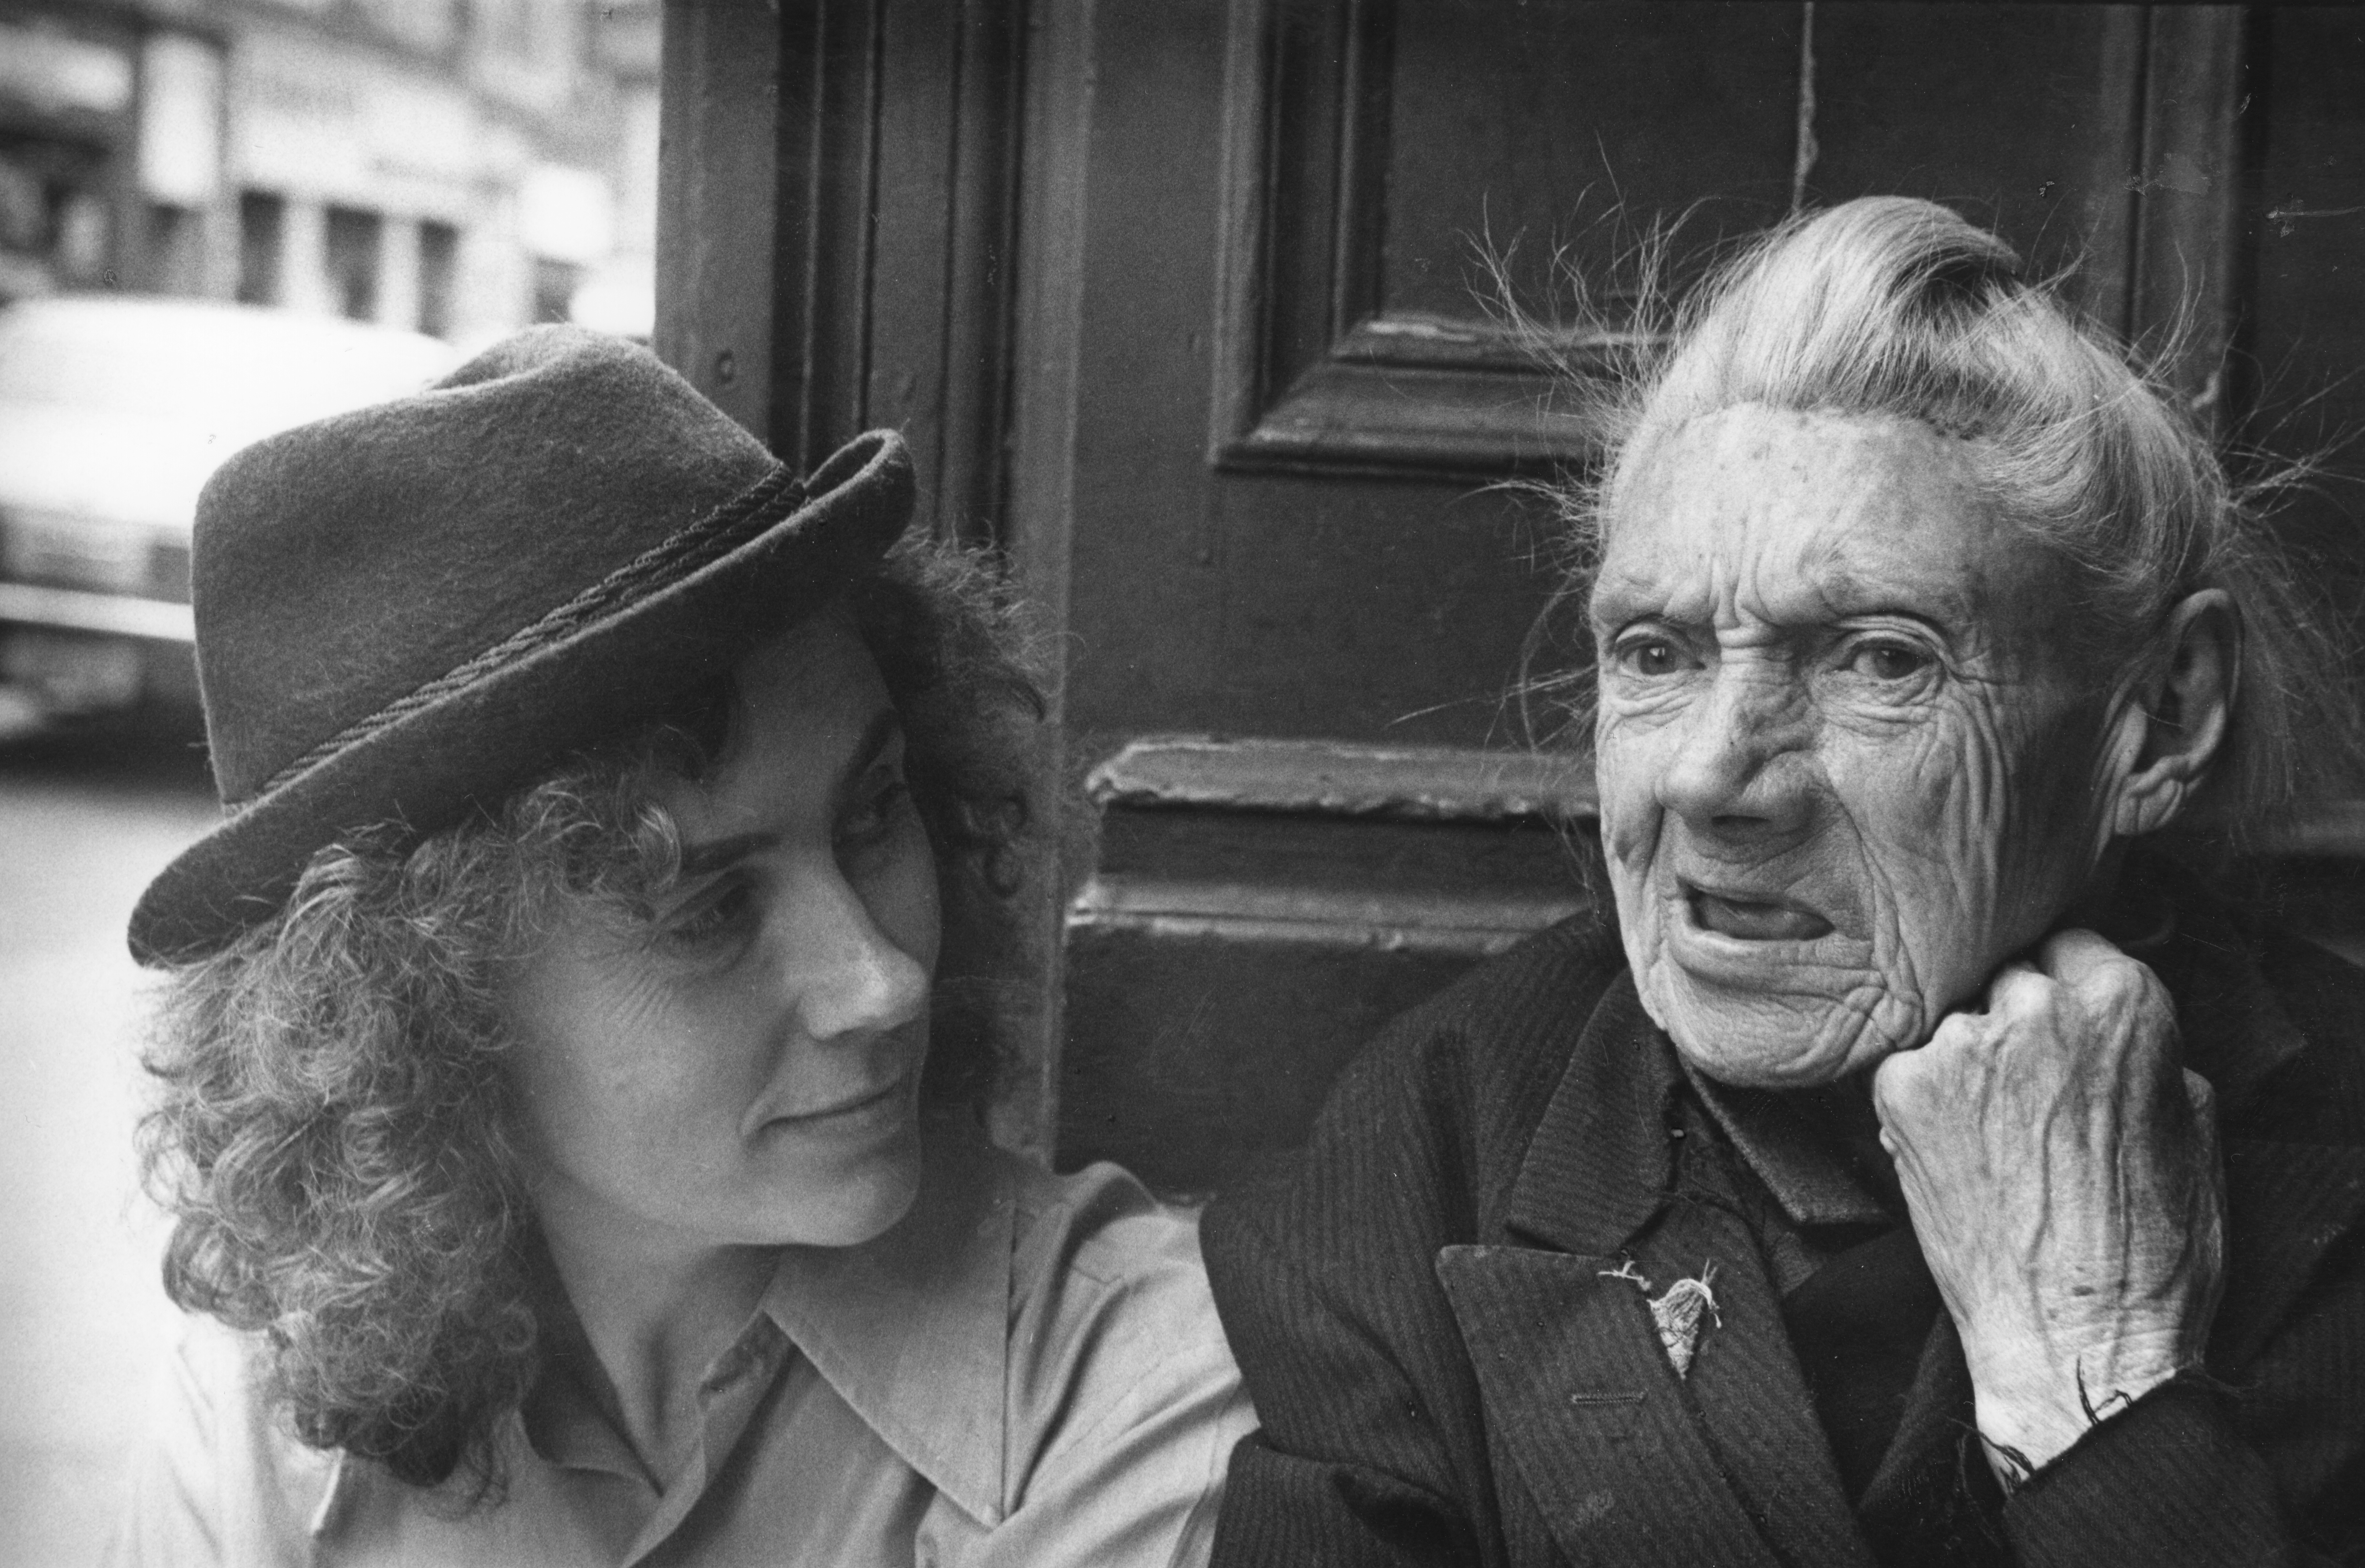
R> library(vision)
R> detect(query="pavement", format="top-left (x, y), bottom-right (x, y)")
top-left (0, 728), bottom-right (216, 1568)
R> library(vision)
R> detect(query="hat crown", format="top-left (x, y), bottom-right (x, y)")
top-left (193, 325), bottom-right (779, 805)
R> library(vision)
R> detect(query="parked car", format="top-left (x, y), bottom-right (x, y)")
top-left (0, 296), bottom-right (458, 731)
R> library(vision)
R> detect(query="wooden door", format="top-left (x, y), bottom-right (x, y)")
top-left (657, 2), bottom-right (2357, 1190)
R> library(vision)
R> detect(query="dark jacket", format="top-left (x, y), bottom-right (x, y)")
top-left (1203, 906), bottom-right (2365, 1568)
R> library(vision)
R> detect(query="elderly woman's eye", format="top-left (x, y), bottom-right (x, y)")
top-left (1845, 641), bottom-right (1934, 683)
top-left (1614, 636), bottom-right (1692, 677)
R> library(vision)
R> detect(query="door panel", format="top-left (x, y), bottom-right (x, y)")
top-left (1013, 1), bottom-right (2214, 1190)
top-left (658, 2), bottom-right (2351, 1188)
top-left (2235, 7), bottom-right (2365, 952)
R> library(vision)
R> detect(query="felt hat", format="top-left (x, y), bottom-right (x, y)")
top-left (130, 325), bottom-right (915, 965)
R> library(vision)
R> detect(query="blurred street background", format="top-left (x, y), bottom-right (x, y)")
top-left (0, 731), bottom-right (210, 1565)
top-left (0, 1), bottom-right (662, 1559)
top-left (1, 0), bottom-right (660, 337)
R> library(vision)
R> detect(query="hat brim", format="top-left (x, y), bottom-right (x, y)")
top-left (130, 431), bottom-right (916, 966)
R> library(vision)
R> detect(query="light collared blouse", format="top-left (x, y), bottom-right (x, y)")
top-left (109, 1123), bottom-right (1255, 1567)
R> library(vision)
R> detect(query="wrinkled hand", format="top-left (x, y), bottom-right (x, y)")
top-left (1872, 929), bottom-right (2226, 1482)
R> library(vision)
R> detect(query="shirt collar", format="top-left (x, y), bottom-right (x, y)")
top-left (1683, 1064), bottom-right (1892, 1230)
top-left (757, 1114), bottom-right (1016, 1526)
top-left (1507, 968), bottom-right (1686, 1254)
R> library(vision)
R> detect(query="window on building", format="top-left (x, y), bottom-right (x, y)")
top-left (51, 188), bottom-right (110, 286)
top-left (531, 255), bottom-right (582, 324)
top-left (418, 220), bottom-right (459, 338)
top-left (324, 205), bottom-right (383, 321)
top-left (467, 0), bottom-right (539, 59)
top-left (145, 202), bottom-right (204, 296)
top-left (237, 191), bottom-right (283, 305)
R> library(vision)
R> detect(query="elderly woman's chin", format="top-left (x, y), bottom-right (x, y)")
top-left (1625, 914), bottom-right (1928, 1087)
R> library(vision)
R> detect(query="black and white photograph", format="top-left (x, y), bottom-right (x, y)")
top-left (2, 2), bottom-right (2363, 1564)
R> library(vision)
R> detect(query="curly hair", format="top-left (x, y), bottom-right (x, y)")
top-left (138, 532), bottom-right (1045, 1496)
top-left (1514, 196), bottom-right (2362, 856)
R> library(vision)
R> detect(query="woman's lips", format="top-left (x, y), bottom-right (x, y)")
top-left (767, 1067), bottom-right (915, 1130)
top-left (1686, 885), bottom-right (1835, 942)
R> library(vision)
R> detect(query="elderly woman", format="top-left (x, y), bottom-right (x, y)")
top-left (111, 328), bottom-right (1251, 1566)
top-left (1203, 197), bottom-right (2365, 1567)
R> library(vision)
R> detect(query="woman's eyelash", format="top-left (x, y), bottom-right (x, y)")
top-left (666, 880), bottom-right (754, 945)
top-left (839, 774), bottom-right (912, 841)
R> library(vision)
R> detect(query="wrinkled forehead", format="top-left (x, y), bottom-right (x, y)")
top-left (1592, 404), bottom-right (2049, 632)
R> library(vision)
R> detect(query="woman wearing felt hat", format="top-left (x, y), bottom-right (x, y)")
top-left (110, 328), bottom-right (1252, 1567)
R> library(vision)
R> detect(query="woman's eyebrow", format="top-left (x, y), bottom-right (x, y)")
top-left (675, 710), bottom-right (904, 876)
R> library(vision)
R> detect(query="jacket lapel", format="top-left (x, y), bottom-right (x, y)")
top-left (1657, 1196), bottom-right (1878, 1568)
top-left (2214, 1137), bottom-right (2365, 1371)
top-left (1448, 876), bottom-right (2365, 1568)
top-left (1437, 1242), bottom-right (1784, 1568)
top-left (1465, 973), bottom-right (1870, 1568)
top-left (2162, 897), bottom-right (2365, 1373)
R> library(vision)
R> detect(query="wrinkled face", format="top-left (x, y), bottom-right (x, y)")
top-left (1593, 404), bottom-right (2121, 1087)
top-left (504, 606), bottom-right (939, 1254)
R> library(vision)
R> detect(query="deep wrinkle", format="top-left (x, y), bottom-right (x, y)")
top-left (1593, 404), bottom-right (2126, 1088)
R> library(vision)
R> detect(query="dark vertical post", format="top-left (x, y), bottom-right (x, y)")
top-left (655, 0), bottom-right (782, 439)
top-left (1000, 0), bottom-right (1099, 1161)
top-left (2131, 6), bottom-right (2249, 430)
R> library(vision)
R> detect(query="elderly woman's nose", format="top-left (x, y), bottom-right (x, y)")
top-left (1655, 672), bottom-right (1810, 830)
top-left (781, 874), bottom-right (931, 1042)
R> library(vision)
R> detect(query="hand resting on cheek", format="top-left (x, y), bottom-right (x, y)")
top-left (1872, 926), bottom-right (2228, 1487)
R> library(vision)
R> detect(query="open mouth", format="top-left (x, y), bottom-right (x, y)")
top-left (1685, 883), bottom-right (1835, 942)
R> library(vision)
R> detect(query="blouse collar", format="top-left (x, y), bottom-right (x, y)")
top-left (757, 1115), bottom-right (1017, 1526)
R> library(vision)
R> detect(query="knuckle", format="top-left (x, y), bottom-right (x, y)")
top-left (2090, 953), bottom-right (2151, 999)
top-left (2094, 958), bottom-right (2176, 1039)
top-left (2044, 925), bottom-right (2121, 976)
top-left (1927, 1011), bottom-right (1985, 1051)
top-left (1989, 966), bottom-right (2055, 1022)
top-left (1871, 1050), bottom-right (1925, 1118)
top-left (1873, 1024), bottom-right (1975, 1119)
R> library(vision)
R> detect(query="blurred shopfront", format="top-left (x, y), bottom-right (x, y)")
top-left (0, 0), bottom-right (660, 338)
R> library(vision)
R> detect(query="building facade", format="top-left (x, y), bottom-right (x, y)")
top-left (0, 0), bottom-right (658, 340)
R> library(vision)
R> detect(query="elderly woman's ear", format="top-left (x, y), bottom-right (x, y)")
top-left (2107, 588), bottom-right (2241, 840)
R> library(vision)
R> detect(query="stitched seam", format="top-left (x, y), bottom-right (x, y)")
top-left (246, 465), bottom-right (801, 800)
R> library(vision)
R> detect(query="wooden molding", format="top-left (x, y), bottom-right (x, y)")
top-left (1074, 735), bottom-right (1597, 959)
top-left (1207, 0), bottom-right (1635, 478)
top-left (1061, 734), bottom-right (1600, 1182)
top-left (1088, 733), bottom-right (1599, 821)
top-left (1067, 874), bottom-right (1584, 957)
